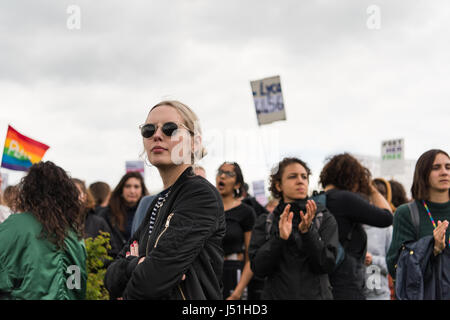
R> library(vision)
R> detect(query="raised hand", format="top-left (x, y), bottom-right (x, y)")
top-left (279, 204), bottom-right (293, 240)
top-left (298, 200), bottom-right (317, 234)
top-left (433, 220), bottom-right (449, 255)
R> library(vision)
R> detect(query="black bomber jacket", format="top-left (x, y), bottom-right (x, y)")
top-left (104, 167), bottom-right (226, 300)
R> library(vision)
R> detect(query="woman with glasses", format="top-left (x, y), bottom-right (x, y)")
top-left (216, 162), bottom-right (256, 300)
top-left (105, 100), bottom-right (226, 300)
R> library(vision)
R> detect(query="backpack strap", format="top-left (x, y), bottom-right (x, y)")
top-left (312, 191), bottom-right (327, 207)
top-left (314, 212), bottom-right (324, 231)
top-left (311, 191), bottom-right (326, 231)
top-left (265, 212), bottom-right (274, 240)
top-left (407, 201), bottom-right (420, 239)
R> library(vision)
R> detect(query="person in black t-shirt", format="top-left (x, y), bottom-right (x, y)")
top-left (239, 183), bottom-right (269, 300)
top-left (216, 162), bottom-right (256, 300)
top-left (319, 153), bottom-right (393, 300)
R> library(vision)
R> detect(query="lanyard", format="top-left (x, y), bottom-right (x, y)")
top-left (422, 200), bottom-right (450, 245)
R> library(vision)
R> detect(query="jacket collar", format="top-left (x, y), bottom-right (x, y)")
top-left (166, 166), bottom-right (195, 193)
top-left (273, 198), bottom-right (308, 217)
top-left (273, 197), bottom-right (328, 217)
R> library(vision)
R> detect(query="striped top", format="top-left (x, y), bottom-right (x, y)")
top-left (148, 188), bottom-right (171, 236)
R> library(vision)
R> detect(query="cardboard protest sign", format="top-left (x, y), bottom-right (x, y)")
top-left (381, 138), bottom-right (405, 176)
top-left (250, 75), bottom-right (286, 125)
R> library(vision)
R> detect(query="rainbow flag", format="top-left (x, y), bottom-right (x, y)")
top-left (1, 125), bottom-right (50, 171)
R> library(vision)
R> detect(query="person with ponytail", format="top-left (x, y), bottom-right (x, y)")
top-left (105, 100), bottom-right (225, 300)
top-left (216, 162), bottom-right (256, 300)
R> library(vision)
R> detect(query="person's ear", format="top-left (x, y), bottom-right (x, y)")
top-left (275, 181), bottom-right (282, 193)
top-left (191, 134), bottom-right (203, 161)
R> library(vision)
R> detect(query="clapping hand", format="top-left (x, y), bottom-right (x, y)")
top-left (279, 204), bottom-right (293, 240)
top-left (433, 220), bottom-right (449, 255)
top-left (279, 200), bottom-right (318, 239)
top-left (298, 200), bottom-right (317, 234)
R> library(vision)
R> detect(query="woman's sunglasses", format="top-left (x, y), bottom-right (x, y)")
top-left (139, 122), bottom-right (192, 138)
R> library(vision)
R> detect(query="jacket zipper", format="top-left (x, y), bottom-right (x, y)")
top-left (154, 213), bottom-right (174, 248)
top-left (146, 203), bottom-right (167, 255)
top-left (178, 284), bottom-right (186, 300)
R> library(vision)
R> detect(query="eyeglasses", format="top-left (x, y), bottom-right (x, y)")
top-left (139, 122), bottom-right (192, 138)
top-left (217, 169), bottom-right (236, 178)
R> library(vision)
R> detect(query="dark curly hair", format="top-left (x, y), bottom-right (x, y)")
top-left (16, 161), bottom-right (83, 250)
top-left (319, 153), bottom-right (372, 196)
top-left (269, 157), bottom-right (312, 200)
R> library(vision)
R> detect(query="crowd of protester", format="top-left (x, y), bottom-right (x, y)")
top-left (0, 100), bottom-right (449, 300)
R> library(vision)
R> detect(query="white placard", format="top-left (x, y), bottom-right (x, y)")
top-left (252, 180), bottom-right (268, 206)
top-left (381, 138), bottom-right (405, 176)
top-left (126, 161), bottom-right (145, 174)
top-left (252, 180), bottom-right (266, 196)
top-left (250, 75), bottom-right (286, 125)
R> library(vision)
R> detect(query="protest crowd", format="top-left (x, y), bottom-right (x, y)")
top-left (0, 100), bottom-right (449, 300)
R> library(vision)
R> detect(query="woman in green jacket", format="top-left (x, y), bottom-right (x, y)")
top-left (0, 161), bottom-right (87, 300)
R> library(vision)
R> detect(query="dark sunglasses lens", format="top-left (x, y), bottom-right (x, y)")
top-left (141, 124), bottom-right (156, 138)
top-left (162, 122), bottom-right (179, 136)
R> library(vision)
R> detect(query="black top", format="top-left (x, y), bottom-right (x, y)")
top-left (124, 204), bottom-right (138, 240)
top-left (242, 196), bottom-right (269, 217)
top-left (223, 203), bottom-right (256, 256)
top-left (325, 189), bottom-right (393, 257)
top-left (84, 208), bottom-right (112, 239)
top-left (98, 202), bottom-right (140, 259)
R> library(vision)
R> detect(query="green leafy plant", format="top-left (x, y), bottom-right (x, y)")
top-left (84, 231), bottom-right (113, 300)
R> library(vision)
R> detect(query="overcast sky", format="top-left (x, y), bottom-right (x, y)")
top-left (1, 0), bottom-right (449, 195)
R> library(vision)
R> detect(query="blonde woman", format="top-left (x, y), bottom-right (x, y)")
top-left (105, 100), bottom-right (225, 300)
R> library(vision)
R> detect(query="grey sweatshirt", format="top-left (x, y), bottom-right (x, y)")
top-left (363, 224), bottom-right (393, 300)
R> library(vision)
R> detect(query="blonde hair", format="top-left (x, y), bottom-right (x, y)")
top-left (150, 100), bottom-right (207, 163)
